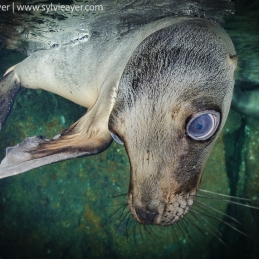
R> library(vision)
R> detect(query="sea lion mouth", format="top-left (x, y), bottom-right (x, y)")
top-left (161, 192), bottom-right (196, 226)
top-left (129, 190), bottom-right (197, 226)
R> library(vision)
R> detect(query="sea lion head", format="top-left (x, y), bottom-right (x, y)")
top-left (109, 18), bottom-right (237, 225)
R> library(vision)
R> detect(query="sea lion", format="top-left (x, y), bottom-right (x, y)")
top-left (0, 17), bottom-right (237, 225)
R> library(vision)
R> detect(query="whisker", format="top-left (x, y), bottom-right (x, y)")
top-left (178, 217), bottom-right (196, 252)
top-left (126, 214), bottom-right (133, 240)
top-left (173, 220), bottom-right (190, 256)
top-left (117, 203), bottom-right (129, 219)
top-left (139, 223), bottom-right (145, 244)
top-left (176, 221), bottom-right (188, 255)
top-left (223, 200), bottom-right (259, 210)
top-left (184, 211), bottom-right (210, 239)
top-left (182, 212), bottom-right (219, 254)
top-left (133, 218), bottom-right (138, 246)
top-left (177, 218), bottom-right (193, 251)
top-left (173, 222), bottom-right (185, 257)
top-left (108, 203), bottom-right (127, 219)
top-left (195, 200), bottom-right (242, 224)
top-left (190, 208), bottom-right (223, 238)
top-left (107, 202), bottom-right (127, 207)
top-left (199, 189), bottom-right (253, 201)
top-left (151, 225), bottom-right (166, 240)
top-left (143, 225), bottom-right (157, 242)
top-left (138, 222), bottom-right (150, 248)
top-left (115, 207), bottom-right (131, 235)
top-left (190, 209), bottom-right (229, 249)
top-left (142, 224), bottom-right (148, 239)
top-left (192, 194), bottom-right (259, 210)
top-left (193, 203), bottom-right (248, 237)
top-left (107, 193), bottom-right (127, 198)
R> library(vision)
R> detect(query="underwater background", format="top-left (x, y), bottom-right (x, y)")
top-left (0, 0), bottom-right (258, 258)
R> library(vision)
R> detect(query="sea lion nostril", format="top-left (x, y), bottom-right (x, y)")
top-left (135, 208), bottom-right (158, 224)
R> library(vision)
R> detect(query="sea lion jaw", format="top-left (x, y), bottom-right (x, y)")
top-left (129, 189), bottom-right (196, 226)
top-left (127, 157), bottom-right (199, 226)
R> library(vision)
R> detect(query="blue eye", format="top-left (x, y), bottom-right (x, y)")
top-left (187, 111), bottom-right (220, 140)
top-left (110, 132), bottom-right (124, 145)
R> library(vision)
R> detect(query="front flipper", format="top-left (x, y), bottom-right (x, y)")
top-left (0, 112), bottom-right (113, 179)
top-left (0, 70), bottom-right (21, 130)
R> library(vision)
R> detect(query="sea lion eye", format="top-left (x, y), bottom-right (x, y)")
top-left (186, 111), bottom-right (220, 141)
top-left (110, 132), bottom-right (124, 145)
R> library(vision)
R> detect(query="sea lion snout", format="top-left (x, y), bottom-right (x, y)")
top-left (124, 144), bottom-right (203, 226)
top-left (135, 208), bottom-right (158, 225)
top-left (129, 188), bottom-right (196, 225)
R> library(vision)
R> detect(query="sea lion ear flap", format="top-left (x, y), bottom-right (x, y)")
top-left (0, 112), bottom-right (113, 179)
top-left (229, 54), bottom-right (238, 69)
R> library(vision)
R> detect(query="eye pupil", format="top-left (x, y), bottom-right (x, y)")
top-left (197, 123), bottom-right (203, 130)
top-left (187, 111), bottom-right (220, 141)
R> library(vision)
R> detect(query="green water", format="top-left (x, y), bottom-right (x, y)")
top-left (0, 0), bottom-right (259, 258)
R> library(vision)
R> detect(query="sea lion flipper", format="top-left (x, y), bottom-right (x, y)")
top-left (0, 112), bottom-right (113, 179)
top-left (0, 70), bottom-right (21, 130)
